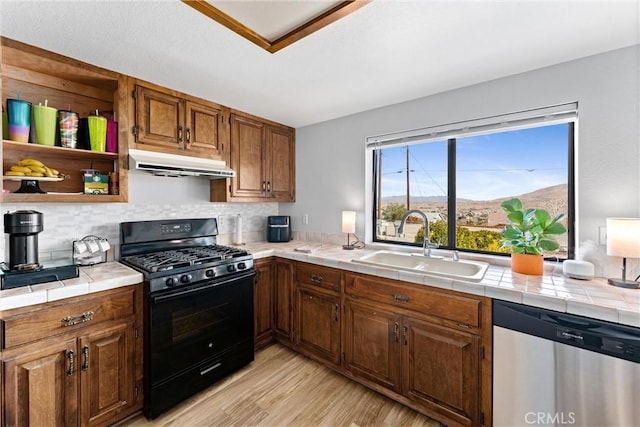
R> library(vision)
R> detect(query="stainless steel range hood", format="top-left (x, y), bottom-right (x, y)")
top-left (128, 148), bottom-right (235, 179)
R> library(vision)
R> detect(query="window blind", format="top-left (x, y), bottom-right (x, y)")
top-left (365, 102), bottom-right (578, 150)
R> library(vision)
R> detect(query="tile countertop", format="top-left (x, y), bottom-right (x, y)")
top-left (0, 262), bottom-right (144, 312)
top-left (244, 240), bottom-right (640, 328)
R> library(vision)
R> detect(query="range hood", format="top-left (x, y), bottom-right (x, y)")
top-left (128, 148), bottom-right (235, 179)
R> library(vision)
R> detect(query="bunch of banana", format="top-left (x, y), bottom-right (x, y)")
top-left (5, 159), bottom-right (62, 178)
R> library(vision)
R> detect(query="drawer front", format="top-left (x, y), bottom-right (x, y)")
top-left (2, 288), bottom-right (136, 349)
top-left (294, 263), bottom-right (341, 293)
top-left (345, 273), bottom-right (480, 327)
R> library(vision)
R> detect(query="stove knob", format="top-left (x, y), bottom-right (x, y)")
top-left (180, 274), bottom-right (193, 283)
top-left (205, 269), bottom-right (215, 278)
top-left (165, 277), bottom-right (177, 287)
top-left (227, 265), bottom-right (236, 273)
top-left (238, 262), bottom-right (247, 270)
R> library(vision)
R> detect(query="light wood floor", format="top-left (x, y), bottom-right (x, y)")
top-left (126, 343), bottom-right (442, 427)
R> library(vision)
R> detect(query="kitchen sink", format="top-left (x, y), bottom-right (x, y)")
top-left (352, 250), bottom-right (489, 282)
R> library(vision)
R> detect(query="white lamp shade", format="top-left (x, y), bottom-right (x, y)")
top-left (606, 218), bottom-right (640, 258)
top-left (342, 211), bottom-right (356, 234)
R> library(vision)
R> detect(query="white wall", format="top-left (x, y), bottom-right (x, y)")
top-left (282, 45), bottom-right (640, 273)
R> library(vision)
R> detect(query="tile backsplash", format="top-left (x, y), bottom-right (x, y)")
top-left (0, 202), bottom-right (278, 262)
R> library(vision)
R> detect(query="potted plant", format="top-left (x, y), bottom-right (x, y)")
top-left (500, 198), bottom-right (567, 275)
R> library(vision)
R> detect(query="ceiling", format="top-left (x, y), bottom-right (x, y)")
top-left (1, 1), bottom-right (639, 128)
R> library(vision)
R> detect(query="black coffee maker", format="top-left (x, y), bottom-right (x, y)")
top-left (4, 210), bottom-right (44, 270)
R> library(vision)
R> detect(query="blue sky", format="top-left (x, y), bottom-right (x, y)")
top-left (379, 123), bottom-right (569, 201)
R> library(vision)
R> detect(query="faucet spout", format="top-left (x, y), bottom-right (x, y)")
top-left (397, 209), bottom-right (438, 257)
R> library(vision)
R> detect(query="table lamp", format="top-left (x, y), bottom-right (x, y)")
top-left (342, 211), bottom-right (356, 250)
top-left (606, 218), bottom-right (640, 289)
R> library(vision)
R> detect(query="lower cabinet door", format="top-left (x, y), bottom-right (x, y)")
top-left (80, 321), bottom-right (135, 426)
top-left (254, 261), bottom-right (274, 348)
top-left (2, 338), bottom-right (79, 427)
top-left (274, 260), bottom-right (293, 342)
top-left (295, 286), bottom-right (341, 365)
top-left (344, 300), bottom-right (402, 392)
top-left (402, 317), bottom-right (480, 426)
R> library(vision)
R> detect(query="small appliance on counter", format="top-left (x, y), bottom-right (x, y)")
top-left (2, 210), bottom-right (78, 290)
top-left (4, 210), bottom-right (43, 270)
top-left (267, 216), bottom-right (291, 242)
top-left (73, 235), bottom-right (110, 266)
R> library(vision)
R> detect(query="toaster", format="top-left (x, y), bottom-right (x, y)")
top-left (267, 216), bottom-right (291, 242)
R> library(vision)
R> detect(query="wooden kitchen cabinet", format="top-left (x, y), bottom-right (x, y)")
top-left (273, 259), bottom-right (294, 344)
top-left (0, 284), bottom-right (143, 427)
top-left (295, 286), bottom-right (341, 366)
top-left (1, 37), bottom-right (129, 203)
top-left (79, 321), bottom-right (136, 426)
top-left (344, 272), bottom-right (489, 427)
top-left (344, 299), bottom-right (402, 392)
top-left (2, 337), bottom-right (79, 426)
top-left (254, 259), bottom-right (274, 349)
top-left (293, 262), bottom-right (341, 366)
top-left (131, 81), bottom-right (228, 160)
top-left (210, 111), bottom-right (295, 202)
top-left (401, 317), bottom-right (480, 426)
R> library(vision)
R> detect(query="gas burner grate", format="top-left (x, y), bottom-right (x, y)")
top-left (122, 245), bottom-right (250, 273)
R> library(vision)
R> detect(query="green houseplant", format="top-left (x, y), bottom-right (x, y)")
top-left (500, 198), bottom-right (566, 275)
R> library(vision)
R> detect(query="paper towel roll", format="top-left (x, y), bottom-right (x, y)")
top-left (235, 214), bottom-right (243, 244)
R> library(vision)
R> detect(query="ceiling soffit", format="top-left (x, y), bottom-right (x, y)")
top-left (182, 0), bottom-right (371, 53)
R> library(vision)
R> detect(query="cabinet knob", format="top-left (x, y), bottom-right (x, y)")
top-left (186, 128), bottom-right (191, 145)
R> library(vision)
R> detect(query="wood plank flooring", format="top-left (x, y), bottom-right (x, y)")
top-left (125, 344), bottom-right (442, 427)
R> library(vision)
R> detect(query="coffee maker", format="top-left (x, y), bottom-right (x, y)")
top-left (4, 210), bottom-right (43, 270)
top-left (1, 210), bottom-right (78, 290)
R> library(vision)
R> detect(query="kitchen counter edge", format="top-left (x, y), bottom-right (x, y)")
top-left (247, 241), bottom-right (640, 328)
top-left (0, 261), bottom-right (144, 312)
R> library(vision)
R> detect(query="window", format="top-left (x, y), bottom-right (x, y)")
top-left (369, 104), bottom-right (575, 259)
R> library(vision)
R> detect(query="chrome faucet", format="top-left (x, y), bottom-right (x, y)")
top-left (397, 209), bottom-right (439, 257)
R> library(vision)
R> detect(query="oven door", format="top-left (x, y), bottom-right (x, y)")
top-left (147, 270), bottom-right (255, 385)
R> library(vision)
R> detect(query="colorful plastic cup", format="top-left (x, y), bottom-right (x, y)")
top-left (7, 99), bottom-right (31, 143)
top-left (87, 115), bottom-right (107, 152)
top-left (106, 117), bottom-right (118, 153)
top-left (33, 105), bottom-right (58, 146)
top-left (58, 110), bottom-right (79, 148)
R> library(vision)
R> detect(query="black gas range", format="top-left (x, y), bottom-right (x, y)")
top-left (119, 218), bottom-right (255, 419)
top-left (121, 242), bottom-right (253, 293)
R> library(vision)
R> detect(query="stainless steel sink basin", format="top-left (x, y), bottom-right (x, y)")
top-left (352, 250), bottom-right (489, 282)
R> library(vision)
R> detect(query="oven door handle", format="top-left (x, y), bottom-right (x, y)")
top-left (150, 270), bottom-right (255, 304)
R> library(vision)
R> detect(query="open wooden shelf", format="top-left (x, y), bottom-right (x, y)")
top-left (2, 140), bottom-right (118, 160)
top-left (2, 37), bottom-right (129, 203)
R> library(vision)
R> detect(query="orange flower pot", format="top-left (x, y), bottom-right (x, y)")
top-left (511, 253), bottom-right (543, 276)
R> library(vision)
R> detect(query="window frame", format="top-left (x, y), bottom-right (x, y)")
top-left (368, 109), bottom-right (576, 260)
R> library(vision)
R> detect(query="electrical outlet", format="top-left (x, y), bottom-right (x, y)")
top-left (303, 213), bottom-right (309, 225)
top-left (599, 226), bottom-right (607, 245)
top-left (218, 216), bottom-right (225, 229)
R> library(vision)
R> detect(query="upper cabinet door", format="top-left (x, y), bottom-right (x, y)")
top-left (185, 101), bottom-right (227, 160)
top-left (266, 125), bottom-right (295, 202)
top-left (230, 114), bottom-right (266, 199)
top-left (135, 84), bottom-right (185, 150)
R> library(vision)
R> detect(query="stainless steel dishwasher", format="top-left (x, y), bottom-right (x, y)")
top-left (493, 300), bottom-right (640, 427)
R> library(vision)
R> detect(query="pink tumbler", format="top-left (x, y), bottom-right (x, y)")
top-left (106, 115), bottom-right (118, 153)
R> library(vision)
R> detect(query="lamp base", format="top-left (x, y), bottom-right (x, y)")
top-left (342, 244), bottom-right (355, 250)
top-left (608, 278), bottom-right (640, 289)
